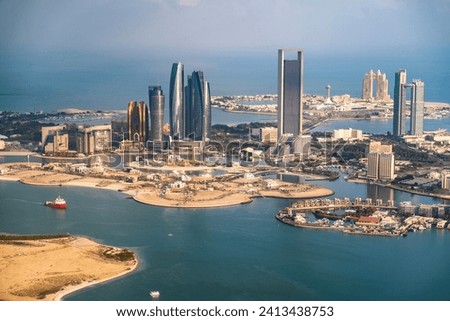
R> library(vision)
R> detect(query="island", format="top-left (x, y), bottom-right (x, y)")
top-left (0, 234), bottom-right (137, 301)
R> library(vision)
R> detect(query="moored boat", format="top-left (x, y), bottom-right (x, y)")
top-left (150, 291), bottom-right (160, 299)
top-left (44, 196), bottom-right (67, 209)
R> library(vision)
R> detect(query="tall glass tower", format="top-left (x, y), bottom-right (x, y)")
top-left (148, 86), bottom-right (165, 142)
top-left (277, 49), bottom-right (304, 139)
top-left (410, 80), bottom-right (424, 136)
top-left (184, 71), bottom-right (211, 141)
top-left (169, 63), bottom-right (184, 140)
top-left (393, 70), bottom-right (407, 136)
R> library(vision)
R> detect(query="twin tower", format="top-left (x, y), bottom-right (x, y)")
top-left (127, 63), bottom-right (211, 146)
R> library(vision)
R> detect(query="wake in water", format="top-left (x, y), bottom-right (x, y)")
top-left (5, 198), bottom-right (42, 205)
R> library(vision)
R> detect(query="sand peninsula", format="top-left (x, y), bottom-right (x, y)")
top-left (0, 162), bottom-right (334, 208)
top-left (0, 234), bottom-right (137, 301)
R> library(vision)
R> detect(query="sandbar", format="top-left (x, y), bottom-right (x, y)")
top-left (0, 235), bottom-right (137, 301)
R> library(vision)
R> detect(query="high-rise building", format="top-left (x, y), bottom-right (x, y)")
top-left (184, 70), bottom-right (211, 141)
top-left (379, 152), bottom-right (395, 181)
top-left (393, 69), bottom-right (407, 137)
top-left (442, 171), bottom-right (450, 190)
top-left (76, 125), bottom-right (112, 155)
top-left (277, 49), bottom-right (304, 139)
top-left (362, 70), bottom-right (390, 101)
top-left (410, 80), bottom-right (424, 136)
top-left (367, 141), bottom-right (395, 181)
top-left (169, 63), bottom-right (185, 140)
top-left (148, 86), bottom-right (165, 142)
top-left (41, 125), bottom-right (69, 154)
top-left (367, 152), bottom-right (380, 180)
top-left (128, 101), bottom-right (149, 144)
top-left (393, 69), bottom-right (425, 137)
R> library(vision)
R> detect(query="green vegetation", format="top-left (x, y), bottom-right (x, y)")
top-left (0, 234), bottom-right (70, 241)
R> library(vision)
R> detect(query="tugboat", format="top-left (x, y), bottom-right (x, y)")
top-left (44, 196), bottom-right (67, 209)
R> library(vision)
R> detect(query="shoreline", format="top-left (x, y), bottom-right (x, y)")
top-left (0, 235), bottom-right (138, 301)
top-left (0, 164), bottom-right (335, 208)
top-left (54, 254), bottom-right (139, 301)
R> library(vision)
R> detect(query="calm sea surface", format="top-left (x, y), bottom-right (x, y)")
top-left (1, 164), bottom-right (449, 300)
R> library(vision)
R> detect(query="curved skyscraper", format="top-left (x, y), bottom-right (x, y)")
top-left (185, 70), bottom-right (211, 141)
top-left (169, 63), bottom-right (184, 140)
top-left (148, 86), bottom-right (165, 142)
top-left (127, 100), bottom-right (149, 144)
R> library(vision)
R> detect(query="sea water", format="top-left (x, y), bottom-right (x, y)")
top-left (1, 174), bottom-right (449, 301)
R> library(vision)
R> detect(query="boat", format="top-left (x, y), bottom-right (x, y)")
top-left (150, 291), bottom-right (160, 299)
top-left (436, 220), bottom-right (448, 229)
top-left (44, 196), bottom-right (67, 209)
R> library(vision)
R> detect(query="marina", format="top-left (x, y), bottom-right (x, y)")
top-left (276, 197), bottom-right (450, 237)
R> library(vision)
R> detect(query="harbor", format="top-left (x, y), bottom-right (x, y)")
top-left (276, 198), bottom-right (450, 237)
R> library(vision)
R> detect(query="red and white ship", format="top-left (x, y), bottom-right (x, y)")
top-left (44, 196), bottom-right (67, 209)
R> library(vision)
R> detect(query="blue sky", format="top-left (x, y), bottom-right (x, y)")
top-left (1, 0), bottom-right (449, 57)
top-left (0, 0), bottom-right (449, 110)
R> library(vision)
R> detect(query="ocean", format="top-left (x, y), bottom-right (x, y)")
top-left (0, 49), bottom-right (449, 113)
top-left (0, 174), bottom-right (449, 301)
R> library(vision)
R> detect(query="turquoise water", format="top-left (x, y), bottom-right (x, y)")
top-left (1, 176), bottom-right (449, 301)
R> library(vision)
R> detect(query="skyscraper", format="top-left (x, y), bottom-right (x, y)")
top-left (184, 70), bottom-right (211, 141)
top-left (367, 141), bottom-right (395, 181)
top-left (393, 69), bottom-right (407, 137)
top-left (277, 49), bottom-right (303, 139)
top-left (148, 86), bottom-right (165, 142)
top-left (169, 63), bottom-right (185, 140)
top-left (128, 101), bottom-right (149, 144)
top-left (410, 80), bottom-right (424, 136)
top-left (362, 70), bottom-right (389, 101)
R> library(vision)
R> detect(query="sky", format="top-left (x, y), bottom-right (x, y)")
top-left (0, 0), bottom-right (449, 110)
top-left (1, 0), bottom-right (449, 56)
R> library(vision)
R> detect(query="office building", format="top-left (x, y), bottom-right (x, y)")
top-left (393, 69), bottom-right (425, 137)
top-left (410, 80), bottom-right (425, 136)
top-left (367, 141), bottom-right (395, 181)
top-left (277, 49), bottom-right (304, 139)
top-left (128, 101), bottom-right (149, 144)
top-left (185, 70), bottom-right (211, 141)
top-left (378, 152), bottom-right (395, 181)
top-left (393, 70), bottom-right (407, 137)
top-left (169, 63), bottom-right (185, 140)
top-left (442, 171), bottom-right (450, 190)
top-left (148, 86), bottom-right (165, 142)
top-left (332, 128), bottom-right (363, 141)
top-left (111, 119), bottom-right (128, 147)
top-left (367, 152), bottom-right (380, 180)
top-left (76, 125), bottom-right (112, 155)
top-left (259, 127), bottom-right (278, 144)
top-left (362, 70), bottom-right (390, 101)
top-left (41, 125), bottom-right (69, 154)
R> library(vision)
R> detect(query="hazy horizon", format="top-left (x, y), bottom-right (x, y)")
top-left (1, 0), bottom-right (449, 111)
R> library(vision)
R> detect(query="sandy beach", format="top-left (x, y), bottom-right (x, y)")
top-left (0, 163), bottom-right (335, 207)
top-left (0, 235), bottom-right (137, 301)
